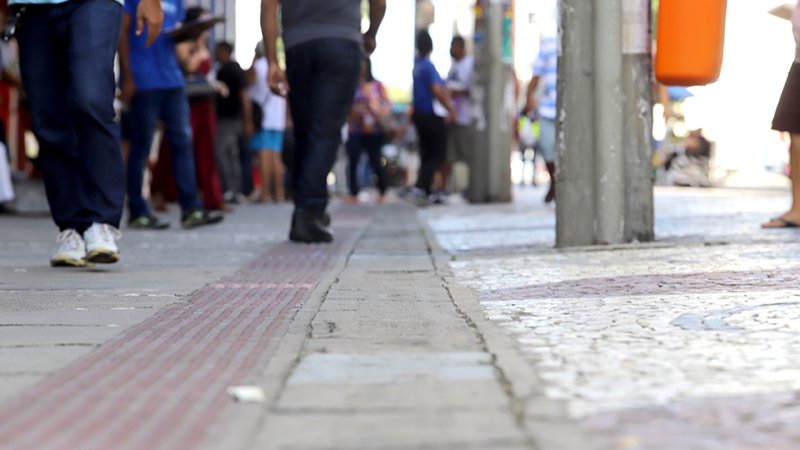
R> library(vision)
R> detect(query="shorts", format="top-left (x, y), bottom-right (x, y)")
top-left (773, 62), bottom-right (800, 134)
top-left (446, 124), bottom-right (474, 163)
top-left (538, 117), bottom-right (556, 163)
top-left (250, 129), bottom-right (284, 153)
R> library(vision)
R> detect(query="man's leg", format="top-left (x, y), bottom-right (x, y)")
top-left (286, 39), bottom-right (361, 214)
top-left (159, 88), bottom-right (202, 214)
top-left (65, 0), bottom-right (124, 229)
top-left (345, 134), bottom-right (362, 197)
top-left (364, 133), bottom-right (388, 195)
top-left (539, 118), bottom-right (557, 203)
top-left (215, 118), bottom-right (239, 197)
top-left (126, 90), bottom-right (161, 219)
top-left (17, 5), bottom-right (82, 232)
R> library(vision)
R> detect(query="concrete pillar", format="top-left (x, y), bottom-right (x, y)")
top-left (557, 0), bottom-right (654, 247)
top-left (469, 0), bottom-right (513, 204)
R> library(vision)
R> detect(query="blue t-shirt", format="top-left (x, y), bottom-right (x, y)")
top-left (124, 0), bottom-right (184, 90)
top-left (412, 57), bottom-right (444, 115)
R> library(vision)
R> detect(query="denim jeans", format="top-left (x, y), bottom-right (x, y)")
top-left (126, 88), bottom-right (201, 217)
top-left (412, 112), bottom-right (447, 196)
top-left (286, 38), bottom-right (361, 213)
top-left (346, 132), bottom-right (387, 196)
top-left (17, 0), bottom-right (124, 232)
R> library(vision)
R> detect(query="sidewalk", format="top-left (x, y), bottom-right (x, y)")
top-left (0, 185), bottom-right (798, 449)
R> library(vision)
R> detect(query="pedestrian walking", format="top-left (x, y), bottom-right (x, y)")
top-left (120, 0), bottom-right (223, 230)
top-left (13, 0), bottom-right (162, 266)
top-left (763, 1), bottom-right (800, 228)
top-left (523, 33), bottom-right (558, 204)
top-left (400, 30), bottom-right (456, 207)
top-left (261, 0), bottom-right (386, 243)
top-left (215, 41), bottom-right (253, 204)
top-left (345, 57), bottom-right (391, 204)
top-left (249, 45), bottom-right (287, 204)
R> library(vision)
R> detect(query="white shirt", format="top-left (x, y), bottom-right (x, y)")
top-left (248, 57), bottom-right (287, 131)
top-left (446, 54), bottom-right (474, 126)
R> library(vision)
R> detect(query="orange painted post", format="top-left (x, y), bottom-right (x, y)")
top-left (655, 0), bottom-right (728, 86)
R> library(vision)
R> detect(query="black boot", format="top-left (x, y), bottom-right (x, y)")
top-left (289, 209), bottom-right (334, 243)
top-left (544, 162), bottom-right (556, 204)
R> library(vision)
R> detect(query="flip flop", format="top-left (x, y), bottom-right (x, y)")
top-left (762, 217), bottom-right (800, 229)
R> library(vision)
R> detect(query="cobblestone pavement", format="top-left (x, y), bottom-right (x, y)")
top-left (423, 186), bottom-right (800, 450)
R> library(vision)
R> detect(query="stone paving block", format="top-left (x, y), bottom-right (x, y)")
top-left (0, 375), bottom-right (41, 404)
top-left (317, 298), bottom-right (457, 315)
top-left (0, 325), bottom-right (125, 347)
top-left (311, 309), bottom-right (468, 334)
top-left (254, 411), bottom-right (527, 449)
top-left (277, 380), bottom-right (509, 411)
top-left (0, 346), bottom-right (97, 375)
top-left (305, 335), bottom-right (481, 354)
top-left (0, 309), bottom-right (157, 327)
top-left (309, 314), bottom-right (475, 341)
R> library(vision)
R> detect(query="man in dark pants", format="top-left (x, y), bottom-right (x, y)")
top-left (13, 0), bottom-right (162, 266)
top-left (261, 0), bottom-right (385, 243)
top-left (120, 0), bottom-right (223, 230)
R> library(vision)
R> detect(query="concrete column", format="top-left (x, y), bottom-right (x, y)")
top-left (557, 0), bottom-right (654, 247)
top-left (593, 0), bottom-right (626, 244)
top-left (556, 0), bottom-right (596, 247)
top-left (469, 0), bottom-right (512, 204)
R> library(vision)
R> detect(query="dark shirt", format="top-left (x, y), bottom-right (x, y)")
top-left (216, 61), bottom-right (247, 119)
top-left (281, 0), bottom-right (362, 49)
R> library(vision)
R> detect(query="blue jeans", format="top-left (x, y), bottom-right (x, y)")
top-left (346, 133), bottom-right (387, 196)
top-left (126, 88), bottom-right (201, 217)
top-left (285, 38), bottom-right (361, 213)
top-left (17, 0), bottom-right (124, 232)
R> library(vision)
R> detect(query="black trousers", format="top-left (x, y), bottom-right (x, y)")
top-left (412, 112), bottom-right (446, 195)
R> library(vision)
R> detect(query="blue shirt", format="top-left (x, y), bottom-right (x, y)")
top-left (412, 57), bottom-right (444, 115)
top-left (124, 0), bottom-right (184, 90)
top-left (11, 0), bottom-right (123, 4)
top-left (533, 36), bottom-right (558, 120)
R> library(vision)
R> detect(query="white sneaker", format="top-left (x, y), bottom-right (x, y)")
top-left (50, 229), bottom-right (87, 267)
top-left (84, 223), bottom-right (121, 264)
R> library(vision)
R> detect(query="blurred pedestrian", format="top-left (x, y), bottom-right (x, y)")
top-left (120, 0), bottom-right (223, 229)
top-left (400, 30), bottom-right (456, 207)
top-left (763, 1), bottom-right (800, 228)
top-left (441, 35), bottom-right (474, 197)
top-left (13, 0), bottom-right (162, 266)
top-left (215, 41), bottom-right (253, 204)
top-left (523, 33), bottom-right (558, 204)
top-left (345, 57), bottom-right (391, 204)
top-left (150, 6), bottom-right (227, 213)
top-left (261, 0), bottom-right (386, 243)
top-left (248, 43), bottom-right (287, 203)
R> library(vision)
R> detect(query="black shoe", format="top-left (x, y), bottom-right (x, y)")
top-left (128, 214), bottom-right (170, 230)
top-left (289, 210), bottom-right (333, 243)
top-left (181, 209), bottom-right (224, 229)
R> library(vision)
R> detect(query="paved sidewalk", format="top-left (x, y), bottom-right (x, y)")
top-left (424, 185), bottom-right (800, 450)
top-left (1, 185), bottom-right (798, 449)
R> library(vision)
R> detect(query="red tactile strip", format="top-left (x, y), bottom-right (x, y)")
top-left (0, 216), bottom-right (367, 450)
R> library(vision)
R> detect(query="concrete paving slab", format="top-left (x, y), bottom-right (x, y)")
top-left (254, 411), bottom-right (528, 450)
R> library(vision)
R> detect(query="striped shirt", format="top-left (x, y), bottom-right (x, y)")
top-left (533, 36), bottom-right (558, 120)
